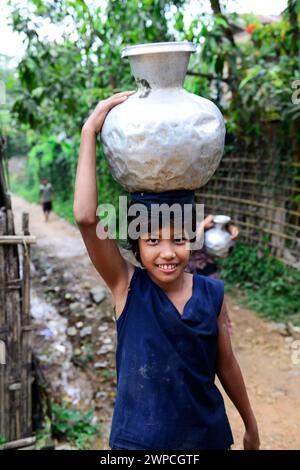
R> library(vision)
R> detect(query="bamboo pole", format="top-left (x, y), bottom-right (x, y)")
top-left (200, 204), bottom-right (300, 232)
top-left (199, 193), bottom-right (300, 218)
top-left (0, 209), bottom-right (8, 439)
top-left (0, 236), bottom-right (36, 245)
top-left (212, 176), bottom-right (300, 195)
top-left (21, 212), bottom-right (32, 437)
top-left (6, 208), bottom-right (21, 440)
top-left (0, 435), bottom-right (36, 450)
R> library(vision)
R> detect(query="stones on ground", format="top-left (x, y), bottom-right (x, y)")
top-left (96, 391), bottom-right (108, 400)
top-left (80, 325), bottom-right (92, 338)
top-left (39, 328), bottom-right (54, 338)
top-left (45, 267), bottom-right (53, 276)
top-left (96, 344), bottom-right (113, 355)
top-left (67, 326), bottom-right (77, 337)
top-left (59, 306), bottom-right (69, 315)
top-left (69, 302), bottom-right (81, 313)
top-left (32, 250), bottom-right (118, 432)
top-left (272, 386), bottom-right (287, 398)
top-left (286, 322), bottom-right (300, 340)
top-left (85, 307), bottom-right (97, 319)
top-left (94, 361), bottom-right (109, 369)
top-left (63, 272), bottom-right (72, 281)
top-left (55, 443), bottom-right (78, 451)
top-left (46, 285), bottom-right (60, 293)
top-left (98, 325), bottom-right (109, 333)
top-left (55, 344), bottom-right (66, 354)
top-left (90, 286), bottom-right (107, 304)
top-left (268, 322), bottom-right (289, 336)
top-left (102, 337), bottom-right (112, 345)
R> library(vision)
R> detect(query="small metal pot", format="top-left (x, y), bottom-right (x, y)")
top-left (204, 215), bottom-right (234, 258)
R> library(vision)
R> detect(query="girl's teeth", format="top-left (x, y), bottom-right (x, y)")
top-left (158, 264), bottom-right (176, 270)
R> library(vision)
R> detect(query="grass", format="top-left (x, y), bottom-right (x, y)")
top-left (51, 404), bottom-right (100, 450)
top-left (0, 436), bottom-right (8, 445)
top-left (219, 241), bottom-right (300, 325)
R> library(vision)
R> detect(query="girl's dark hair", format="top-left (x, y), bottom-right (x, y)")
top-left (125, 199), bottom-right (197, 265)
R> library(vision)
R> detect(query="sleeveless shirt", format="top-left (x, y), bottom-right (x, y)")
top-left (109, 266), bottom-right (234, 450)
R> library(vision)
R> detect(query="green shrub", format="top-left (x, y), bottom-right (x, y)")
top-left (0, 436), bottom-right (8, 445)
top-left (51, 404), bottom-right (100, 450)
top-left (219, 242), bottom-right (300, 324)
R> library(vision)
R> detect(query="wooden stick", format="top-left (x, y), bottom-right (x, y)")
top-left (200, 204), bottom-right (300, 231)
top-left (0, 435), bottom-right (36, 450)
top-left (199, 193), bottom-right (300, 218)
top-left (0, 209), bottom-right (7, 438)
top-left (0, 236), bottom-right (36, 245)
top-left (212, 176), bottom-right (300, 195)
top-left (21, 212), bottom-right (32, 437)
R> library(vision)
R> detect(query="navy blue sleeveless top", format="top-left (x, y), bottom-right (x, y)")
top-left (109, 266), bottom-right (234, 450)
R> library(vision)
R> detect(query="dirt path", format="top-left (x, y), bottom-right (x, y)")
top-left (11, 194), bottom-right (300, 450)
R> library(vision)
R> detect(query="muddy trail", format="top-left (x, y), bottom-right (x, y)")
top-left (11, 194), bottom-right (300, 450)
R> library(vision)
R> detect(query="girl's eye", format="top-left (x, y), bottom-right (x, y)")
top-left (174, 238), bottom-right (186, 244)
top-left (147, 238), bottom-right (159, 245)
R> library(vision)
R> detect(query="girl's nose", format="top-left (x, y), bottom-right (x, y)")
top-left (160, 242), bottom-right (176, 259)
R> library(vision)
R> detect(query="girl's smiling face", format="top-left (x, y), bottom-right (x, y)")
top-left (138, 224), bottom-right (191, 283)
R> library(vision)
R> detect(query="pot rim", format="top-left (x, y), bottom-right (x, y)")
top-left (213, 215), bottom-right (231, 225)
top-left (121, 41), bottom-right (196, 58)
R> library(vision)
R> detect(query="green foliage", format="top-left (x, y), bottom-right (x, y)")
top-left (177, 4), bottom-right (300, 138)
top-left (0, 54), bottom-right (29, 155)
top-left (52, 197), bottom-right (76, 224)
top-left (236, 19), bottom-right (300, 126)
top-left (74, 343), bottom-right (94, 366)
top-left (101, 369), bottom-right (117, 381)
top-left (219, 242), bottom-right (300, 324)
top-left (0, 436), bottom-right (8, 445)
top-left (51, 404), bottom-right (100, 450)
top-left (9, 177), bottom-right (39, 203)
top-left (27, 134), bottom-right (76, 201)
top-left (8, 0), bottom-right (185, 135)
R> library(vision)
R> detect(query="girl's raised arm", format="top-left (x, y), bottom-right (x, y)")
top-left (73, 91), bottom-right (135, 295)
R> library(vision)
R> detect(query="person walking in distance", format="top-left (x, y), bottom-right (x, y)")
top-left (40, 177), bottom-right (53, 222)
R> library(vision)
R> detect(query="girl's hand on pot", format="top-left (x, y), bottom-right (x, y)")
top-left (228, 224), bottom-right (239, 241)
top-left (83, 91), bottom-right (136, 134)
top-left (195, 215), bottom-right (214, 239)
top-left (203, 214), bottom-right (214, 231)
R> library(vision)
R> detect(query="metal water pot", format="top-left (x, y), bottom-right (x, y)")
top-left (204, 215), bottom-right (234, 258)
top-left (100, 42), bottom-right (225, 192)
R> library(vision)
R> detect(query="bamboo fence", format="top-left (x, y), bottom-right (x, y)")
top-left (0, 138), bottom-right (36, 448)
top-left (197, 126), bottom-right (300, 268)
